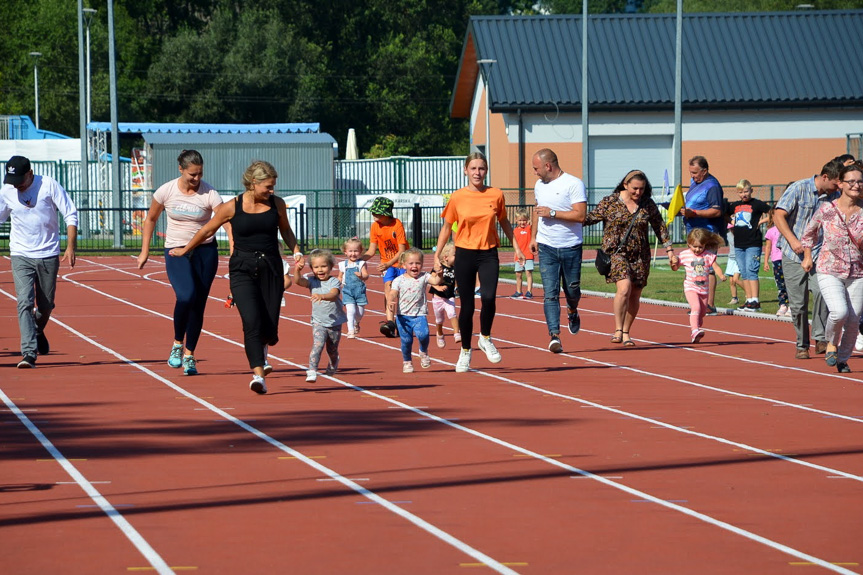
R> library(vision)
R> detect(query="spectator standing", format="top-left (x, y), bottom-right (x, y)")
top-left (726, 179), bottom-right (770, 311)
top-left (0, 156), bottom-right (77, 368)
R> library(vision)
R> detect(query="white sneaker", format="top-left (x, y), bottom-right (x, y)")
top-left (855, 333), bottom-right (863, 352)
top-left (420, 352), bottom-right (431, 368)
top-left (691, 329), bottom-right (705, 344)
top-left (777, 305), bottom-right (789, 317)
top-left (346, 330), bottom-right (356, 339)
top-left (453, 332), bottom-right (462, 343)
top-left (250, 375), bottom-right (267, 394)
top-left (478, 336), bottom-right (502, 363)
top-left (455, 348), bottom-right (471, 372)
top-left (305, 370), bottom-right (318, 383)
top-left (436, 335), bottom-right (446, 348)
top-left (403, 361), bottom-right (414, 373)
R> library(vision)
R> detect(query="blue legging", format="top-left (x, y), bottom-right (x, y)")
top-left (164, 241), bottom-right (219, 352)
top-left (395, 314), bottom-right (430, 361)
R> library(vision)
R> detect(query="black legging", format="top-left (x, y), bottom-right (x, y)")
top-left (229, 249), bottom-right (284, 369)
top-left (454, 247), bottom-right (499, 350)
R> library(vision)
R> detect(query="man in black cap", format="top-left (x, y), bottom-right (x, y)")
top-left (0, 156), bottom-right (78, 368)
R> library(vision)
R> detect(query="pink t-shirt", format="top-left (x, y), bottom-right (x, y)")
top-left (152, 178), bottom-right (223, 248)
top-left (678, 249), bottom-right (717, 295)
top-left (764, 226), bottom-right (782, 262)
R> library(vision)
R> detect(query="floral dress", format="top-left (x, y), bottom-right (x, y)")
top-left (584, 192), bottom-right (672, 287)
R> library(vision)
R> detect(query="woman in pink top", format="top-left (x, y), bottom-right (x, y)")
top-left (801, 162), bottom-right (863, 373)
top-left (137, 150), bottom-right (225, 375)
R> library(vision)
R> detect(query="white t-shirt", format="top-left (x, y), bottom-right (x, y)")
top-left (391, 272), bottom-right (431, 317)
top-left (0, 175), bottom-right (78, 258)
top-left (152, 178), bottom-right (223, 248)
top-left (338, 259), bottom-right (367, 276)
top-left (534, 172), bottom-right (587, 248)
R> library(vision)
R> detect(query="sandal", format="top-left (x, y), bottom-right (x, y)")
top-left (622, 331), bottom-right (635, 347)
top-left (610, 329), bottom-right (623, 344)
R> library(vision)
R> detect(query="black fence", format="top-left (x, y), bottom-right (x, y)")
top-left (0, 202), bottom-right (689, 254)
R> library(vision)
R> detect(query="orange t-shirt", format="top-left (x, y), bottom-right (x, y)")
top-left (441, 186), bottom-right (506, 250)
top-left (370, 218), bottom-right (408, 267)
top-left (513, 224), bottom-right (533, 261)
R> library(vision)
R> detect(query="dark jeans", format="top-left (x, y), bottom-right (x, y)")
top-left (454, 247), bottom-right (499, 349)
top-left (229, 249), bottom-right (284, 369)
top-left (164, 241), bottom-right (219, 352)
top-left (538, 243), bottom-right (583, 336)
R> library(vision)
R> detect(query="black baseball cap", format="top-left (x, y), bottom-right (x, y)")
top-left (4, 156), bottom-right (31, 186)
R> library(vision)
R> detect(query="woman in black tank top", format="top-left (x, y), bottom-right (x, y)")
top-left (169, 160), bottom-right (301, 394)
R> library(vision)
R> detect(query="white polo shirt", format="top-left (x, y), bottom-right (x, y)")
top-left (0, 175), bottom-right (78, 258)
top-left (534, 172), bottom-right (587, 248)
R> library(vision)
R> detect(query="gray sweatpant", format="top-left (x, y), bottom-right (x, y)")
top-left (782, 255), bottom-right (827, 349)
top-left (11, 255), bottom-right (59, 358)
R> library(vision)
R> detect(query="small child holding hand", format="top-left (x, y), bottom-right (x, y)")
top-left (672, 228), bottom-right (727, 343)
top-left (388, 248), bottom-right (442, 373)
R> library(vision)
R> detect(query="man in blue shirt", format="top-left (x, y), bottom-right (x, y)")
top-left (682, 156), bottom-right (725, 314)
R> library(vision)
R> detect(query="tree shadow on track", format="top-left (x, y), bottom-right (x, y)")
top-left (3, 444), bottom-right (863, 529)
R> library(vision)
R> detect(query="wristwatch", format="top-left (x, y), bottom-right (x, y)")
top-left (549, 209), bottom-right (556, 218)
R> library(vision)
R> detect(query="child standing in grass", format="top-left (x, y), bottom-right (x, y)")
top-left (429, 242), bottom-right (460, 348)
top-left (388, 248), bottom-right (442, 372)
top-left (511, 209), bottom-right (534, 298)
top-left (762, 207), bottom-right (790, 317)
top-left (294, 249), bottom-right (346, 383)
top-left (672, 229), bottom-right (727, 343)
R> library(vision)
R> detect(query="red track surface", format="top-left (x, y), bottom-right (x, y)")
top-left (2, 256), bottom-right (862, 574)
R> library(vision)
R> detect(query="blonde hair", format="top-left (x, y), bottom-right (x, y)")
top-left (736, 179), bottom-right (752, 191)
top-left (342, 237), bottom-right (363, 252)
top-left (309, 249), bottom-right (335, 269)
top-left (399, 246), bottom-right (424, 265)
top-left (242, 160), bottom-right (278, 191)
top-left (686, 228), bottom-right (723, 252)
top-left (438, 242), bottom-right (455, 259)
top-left (514, 208), bottom-right (530, 220)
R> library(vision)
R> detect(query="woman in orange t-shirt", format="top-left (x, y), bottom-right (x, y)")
top-left (434, 152), bottom-right (525, 373)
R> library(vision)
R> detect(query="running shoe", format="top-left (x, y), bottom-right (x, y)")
top-left (524, 291), bottom-right (533, 299)
top-left (436, 335), bottom-right (446, 348)
top-left (455, 348), bottom-right (472, 372)
top-left (346, 330), bottom-right (356, 339)
top-left (548, 336), bottom-right (562, 354)
top-left (777, 304), bottom-right (789, 317)
top-left (855, 333), bottom-right (863, 352)
top-left (250, 375), bottom-right (267, 394)
top-left (837, 361), bottom-right (851, 374)
top-left (453, 332), bottom-right (462, 343)
top-left (705, 305), bottom-right (719, 316)
top-left (478, 336), bottom-right (502, 363)
top-left (263, 345), bottom-right (273, 375)
top-left (511, 291), bottom-right (523, 298)
top-left (420, 352), bottom-right (431, 369)
top-left (567, 309), bottom-right (581, 335)
top-left (691, 330), bottom-right (705, 344)
top-left (17, 355), bottom-right (36, 369)
top-left (305, 370), bottom-right (318, 383)
top-left (403, 361), bottom-right (414, 373)
top-left (182, 355), bottom-right (198, 376)
top-left (168, 343), bottom-right (183, 368)
top-left (728, 297), bottom-right (739, 305)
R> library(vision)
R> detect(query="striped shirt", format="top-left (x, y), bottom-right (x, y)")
top-left (774, 176), bottom-right (838, 263)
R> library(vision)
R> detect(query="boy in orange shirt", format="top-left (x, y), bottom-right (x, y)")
top-left (511, 208), bottom-right (534, 298)
top-left (362, 196), bottom-right (409, 337)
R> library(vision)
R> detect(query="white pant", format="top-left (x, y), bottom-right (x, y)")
top-left (816, 273), bottom-right (863, 362)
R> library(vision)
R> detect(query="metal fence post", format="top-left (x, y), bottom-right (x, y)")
top-left (299, 203), bottom-right (307, 253)
top-left (412, 203), bottom-right (422, 249)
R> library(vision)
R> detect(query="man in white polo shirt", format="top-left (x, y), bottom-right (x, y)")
top-left (0, 156), bottom-right (78, 368)
top-left (529, 148), bottom-right (587, 353)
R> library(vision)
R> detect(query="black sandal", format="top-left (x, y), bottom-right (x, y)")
top-left (622, 331), bottom-right (635, 347)
top-left (610, 329), bottom-right (623, 343)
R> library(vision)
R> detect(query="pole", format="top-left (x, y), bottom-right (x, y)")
top-left (107, 0), bottom-right (122, 248)
top-left (581, 1), bottom-right (589, 188)
top-left (673, 0), bottom-right (683, 189)
top-left (29, 52), bottom-right (42, 130)
top-left (84, 8), bottom-right (96, 127)
top-left (477, 59), bottom-right (496, 186)
top-left (77, 1), bottom-right (90, 238)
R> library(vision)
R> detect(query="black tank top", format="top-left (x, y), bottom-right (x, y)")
top-left (230, 194), bottom-right (280, 254)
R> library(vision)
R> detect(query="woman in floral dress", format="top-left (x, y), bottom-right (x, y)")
top-left (584, 170), bottom-right (676, 346)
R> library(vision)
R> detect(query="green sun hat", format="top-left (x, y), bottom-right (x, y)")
top-left (368, 196), bottom-right (394, 217)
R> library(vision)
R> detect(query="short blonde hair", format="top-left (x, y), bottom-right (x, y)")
top-left (399, 246), bottom-right (424, 265)
top-left (309, 249), bottom-right (335, 269)
top-left (514, 208), bottom-right (530, 220)
top-left (736, 179), bottom-right (752, 191)
top-left (438, 242), bottom-right (455, 258)
top-left (342, 237), bottom-right (363, 252)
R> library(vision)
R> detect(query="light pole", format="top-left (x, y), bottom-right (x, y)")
top-left (29, 52), bottom-right (42, 129)
top-left (477, 58), bottom-right (496, 185)
top-left (83, 8), bottom-right (97, 126)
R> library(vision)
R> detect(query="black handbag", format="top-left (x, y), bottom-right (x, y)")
top-left (595, 205), bottom-right (641, 276)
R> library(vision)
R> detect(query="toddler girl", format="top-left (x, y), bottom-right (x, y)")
top-left (429, 242), bottom-right (461, 348)
top-left (388, 248), bottom-right (442, 372)
top-left (672, 229), bottom-right (727, 343)
top-left (338, 238), bottom-right (369, 338)
top-left (762, 207), bottom-right (790, 317)
top-left (293, 249), bottom-right (346, 382)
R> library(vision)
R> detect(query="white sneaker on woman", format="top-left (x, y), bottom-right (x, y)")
top-left (455, 348), bottom-right (471, 372)
top-left (478, 336), bottom-right (502, 363)
top-left (855, 333), bottom-right (863, 352)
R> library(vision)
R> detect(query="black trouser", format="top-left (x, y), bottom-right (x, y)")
top-left (229, 249), bottom-right (284, 369)
top-left (454, 247), bottom-right (499, 350)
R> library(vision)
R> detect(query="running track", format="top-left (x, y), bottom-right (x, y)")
top-left (1, 256), bottom-right (861, 574)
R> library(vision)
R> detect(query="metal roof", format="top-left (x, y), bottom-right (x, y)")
top-left (143, 132), bottom-right (335, 145)
top-left (86, 122), bottom-right (319, 134)
top-left (451, 10), bottom-right (863, 117)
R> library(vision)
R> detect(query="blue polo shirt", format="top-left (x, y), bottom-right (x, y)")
top-left (684, 173), bottom-right (725, 237)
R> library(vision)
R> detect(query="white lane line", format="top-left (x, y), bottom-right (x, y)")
top-left (0, 390), bottom-right (172, 575)
top-left (0, 295), bottom-right (517, 574)
top-left (57, 263), bottom-right (863, 573)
